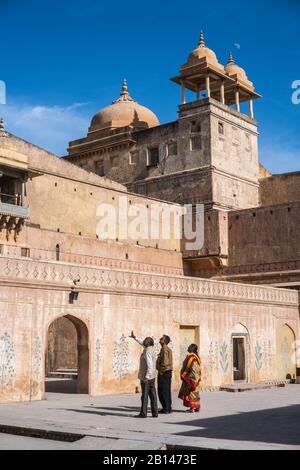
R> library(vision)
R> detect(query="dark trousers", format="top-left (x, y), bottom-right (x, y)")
top-left (140, 379), bottom-right (158, 416)
top-left (158, 370), bottom-right (172, 412)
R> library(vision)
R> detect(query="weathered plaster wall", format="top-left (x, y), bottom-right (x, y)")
top-left (46, 317), bottom-right (77, 373)
top-left (25, 175), bottom-right (181, 251)
top-left (212, 170), bottom-right (259, 210)
top-left (1, 134), bottom-right (183, 254)
top-left (0, 256), bottom-right (298, 403)
top-left (8, 132), bottom-right (125, 191)
top-left (209, 102), bottom-right (259, 183)
top-left (130, 168), bottom-right (213, 205)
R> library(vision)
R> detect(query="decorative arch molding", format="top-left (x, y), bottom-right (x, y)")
top-left (279, 322), bottom-right (296, 338)
top-left (44, 311), bottom-right (91, 336)
top-left (231, 322), bottom-right (250, 383)
top-left (232, 322), bottom-right (249, 336)
top-left (276, 323), bottom-right (296, 381)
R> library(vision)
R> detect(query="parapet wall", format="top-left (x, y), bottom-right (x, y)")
top-left (0, 255), bottom-right (298, 403)
top-left (260, 172), bottom-right (300, 206)
top-left (228, 201), bottom-right (300, 266)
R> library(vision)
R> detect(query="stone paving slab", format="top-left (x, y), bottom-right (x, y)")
top-left (0, 434), bottom-right (165, 451)
top-left (219, 382), bottom-right (287, 393)
top-left (0, 385), bottom-right (299, 450)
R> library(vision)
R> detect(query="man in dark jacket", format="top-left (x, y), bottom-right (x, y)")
top-left (156, 335), bottom-right (173, 414)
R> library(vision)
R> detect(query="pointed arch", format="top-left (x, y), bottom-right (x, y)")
top-left (276, 323), bottom-right (296, 381)
top-left (45, 314), bottom-right (89, 394)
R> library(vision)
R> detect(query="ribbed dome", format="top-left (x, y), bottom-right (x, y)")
top-left (186, 31), bottom-right (221, 67)
top-left (90, 80), bottom-right (159, 131)
top-left (225, 52), bottom-right (248, 82)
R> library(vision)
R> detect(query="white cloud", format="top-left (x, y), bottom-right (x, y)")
top-left (0, 101), bottom-right (90, 155)
top-left (234, 43), bottom-right (241, 50)
top-left (260, 141), bottom-right (300, 174)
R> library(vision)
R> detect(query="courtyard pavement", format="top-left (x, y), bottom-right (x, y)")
top-left (0, 382), bottom-right (299, 450)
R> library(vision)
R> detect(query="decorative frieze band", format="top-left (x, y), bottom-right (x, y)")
top-left (0, 257), bottom-right (298, 305)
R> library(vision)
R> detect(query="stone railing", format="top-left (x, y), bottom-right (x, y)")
top-left (0, 256), bottom-right (298, 306)
top-left (3, 244), bottom-right (183, 277)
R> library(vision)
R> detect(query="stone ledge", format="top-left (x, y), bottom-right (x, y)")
top-left (0, 256), bottom-right (298, 306)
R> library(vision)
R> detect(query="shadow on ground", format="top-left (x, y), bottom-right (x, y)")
top-left (45, 379), bottom-right (78, 394)
top-left (169, 404), bottom-right (300, 446)
top-left (64, 405), bottom-right (188, 418)
top-left (62, 404), bottom-right (300, 446)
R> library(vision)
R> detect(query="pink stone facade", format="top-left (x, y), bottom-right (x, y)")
top-left (1, 33), bottom-right (300, 404)
top-left (0, 256), bottom-right (298, 403)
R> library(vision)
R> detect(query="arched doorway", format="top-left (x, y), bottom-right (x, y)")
top-left (276, 324), bottom-right (296, 382)
top-left (232, 323), bottom-right (249, 382)
top-left (45, 315), bottom-right (89, 394)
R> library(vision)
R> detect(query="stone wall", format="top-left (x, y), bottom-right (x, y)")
top-left (212, 170), bottom-right (259, 210)
top-left (228, 201), bottom-right (300, 267)
top-left (46, 317), bottom-right (77, 373)
top-left (209, 101), bottom-right (259, 184)
top-left (0, 255), bottom-right (298, 403)
top-left (1, 134), bottom-right (183, 255)
top-left (260, 172), bottom-right (300, 206)
top-left (8, 132), bottom-right (125, 192)
top-left (130, 167), bottom-right (213, 205)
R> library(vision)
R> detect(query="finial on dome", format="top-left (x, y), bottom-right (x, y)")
top-left (198, 30), bottom-right (205, 47)
top-left (121, 78), bottom-right (128, 95)
top-left (113, 79), bottom-right (135, 103)
top-left (0, 117), bottom-right (8, 140)
top-left (228, 51), bottom-right (235, 65)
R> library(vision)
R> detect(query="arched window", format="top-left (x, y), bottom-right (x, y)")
top-left (55, 244), bottom-right (60, 261)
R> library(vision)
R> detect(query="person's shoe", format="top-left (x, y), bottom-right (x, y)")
top-left (152, 414), bottom-right (158, 418)
top-left (135, 413), bottom-right (147, 418)
top-left (158, 409), bottom-right (168, 414)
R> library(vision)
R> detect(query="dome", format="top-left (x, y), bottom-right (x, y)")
top-left (225, 52), bottom-right (249, 82)
top-left (186, 31), bottom-right (221, 67)
top-left (90, 80), bottom-right (159, 131)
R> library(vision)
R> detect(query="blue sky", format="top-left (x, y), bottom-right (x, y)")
top-left (0, 0), bottom-right (300, 173)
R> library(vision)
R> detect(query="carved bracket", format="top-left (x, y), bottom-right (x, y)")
top-left (0, 214), bottom-right (26, 241)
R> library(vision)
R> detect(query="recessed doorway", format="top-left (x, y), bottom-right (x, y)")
top-left (45, 315), bottom-right (89, 394)
top-left (232, 323), bottom-right (249, 383)
top-left (233, 337), bottom-right (246, 381)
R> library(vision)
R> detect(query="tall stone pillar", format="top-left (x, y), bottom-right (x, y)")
top-left (235, 89), bottom-right (240, 112)
top-left (181, 83), bottom-right (186, 104)
top-left (206, 75), bottom-right (211, 98)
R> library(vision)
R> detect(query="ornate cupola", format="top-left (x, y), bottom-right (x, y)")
top-left (171, 31), bottom-right (261, 119)
top-left (171, 31), bottom-right (234, 104)
top-left (224, 52), bottom-right (260, 116)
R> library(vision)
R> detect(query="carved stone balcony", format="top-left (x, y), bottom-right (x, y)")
top-left (0, 193), bottom-right (29, 241)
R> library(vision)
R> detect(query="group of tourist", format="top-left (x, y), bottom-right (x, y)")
top-left (129, 331), bottom-right (201, 418)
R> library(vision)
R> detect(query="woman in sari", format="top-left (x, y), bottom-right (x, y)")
top-left (178, 344), bottom-right (201, 412)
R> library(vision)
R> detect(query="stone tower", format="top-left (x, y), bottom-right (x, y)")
top-left (65, 32), bottom-right (262, 272)
top-left (129, 32), bottom-right (262, 272)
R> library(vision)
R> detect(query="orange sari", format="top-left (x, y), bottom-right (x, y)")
top-left (178, 353), bottom-right (201, 410)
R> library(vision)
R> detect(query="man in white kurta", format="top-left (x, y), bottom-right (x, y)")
top-left (130, 331), bottom-right (158, 418)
